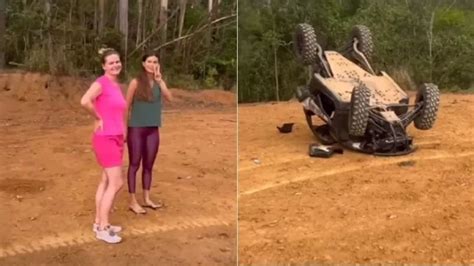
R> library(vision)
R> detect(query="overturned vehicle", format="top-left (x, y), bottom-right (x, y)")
top-left (294, 24), bottom-right (440, 156)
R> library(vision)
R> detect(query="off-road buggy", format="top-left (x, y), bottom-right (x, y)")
top-left (294, 24), bottom-right (440, 156)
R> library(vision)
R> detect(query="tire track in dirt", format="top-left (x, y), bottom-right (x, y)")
top-left (240, 150), bottom-right (474, 196)
top-left (0, 214), bottom-right (231, 258)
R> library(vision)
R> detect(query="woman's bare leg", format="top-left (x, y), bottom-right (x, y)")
top-left (143, 190), bottom-right (162, 208)
top-left (99, 166), bottom-right (124, 229)
top-left (129, 193), bottom-right (146, 213)
top-left (95, 171), bottom-right (108, 224)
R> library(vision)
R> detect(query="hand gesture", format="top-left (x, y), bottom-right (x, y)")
top-left (154, 64), bottom-right (162, 82)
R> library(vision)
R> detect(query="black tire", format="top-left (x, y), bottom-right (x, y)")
top-left (414, 83), bottom-right (440, 130)
top-left (348, 85), bottom-right (371, 136)
top-left (350, 25), bottom-right (374, 60)
top-left (294, 23), bottom-right (319, 65)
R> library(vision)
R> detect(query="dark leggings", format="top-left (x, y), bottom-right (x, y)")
top-left (127, 127), bottom-right (160, 193)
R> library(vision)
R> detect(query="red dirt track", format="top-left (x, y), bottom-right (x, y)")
top-left (0, 72), bottom-right (236, 265)
top-left (238, 94), bottom-right (474, 264)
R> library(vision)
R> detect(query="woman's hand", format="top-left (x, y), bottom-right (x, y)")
top-left (94, 119), bottom-right (103, 132)
top-left (154, 64), bottom-right (162, 82)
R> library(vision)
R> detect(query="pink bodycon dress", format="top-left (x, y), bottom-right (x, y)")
top-left (91, 75), bottom-right (126, 168)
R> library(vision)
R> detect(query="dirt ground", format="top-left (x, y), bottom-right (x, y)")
top-left (238, 94), bottom-right (474, 264)
top-left (0, 72), bottom-right (237, 265)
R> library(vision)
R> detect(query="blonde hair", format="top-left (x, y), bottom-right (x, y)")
top-left (98, 48), bottom-right (119, 64)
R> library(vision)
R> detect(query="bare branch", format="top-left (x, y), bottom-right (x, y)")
top-left (152, 14), bottom-right (236, 51)
top-left (127, 7), bottom-right (180, 58)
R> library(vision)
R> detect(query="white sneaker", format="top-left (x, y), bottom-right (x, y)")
top-left (93, 223), bottom-right (122, 233)
top-left (95, 226), bottom-right (122, 244)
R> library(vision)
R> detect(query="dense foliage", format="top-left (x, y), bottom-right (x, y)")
top-left (239, 0), bottom-right (474, 102)
top-left (2, 0), bottom-right (236, 90)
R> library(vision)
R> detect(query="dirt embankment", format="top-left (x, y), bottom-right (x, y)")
top-left (0, 71), bottom-right (235, 109)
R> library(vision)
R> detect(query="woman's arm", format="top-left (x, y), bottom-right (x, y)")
top-left (125, 79), bottom-right (138, 114)
top-left (80, 82), bottom-right (103, 131)
top-left (158, 79), bottom-right (173, 102)
top-left (80, 82), bottom-right (102, 119)
top-left (124, 79), bottom-right (138, 140)
top-left (154, 64), bottom-right (173, 102)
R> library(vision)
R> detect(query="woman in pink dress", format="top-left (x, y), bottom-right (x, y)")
top-left (80, 48), bottom-right (126, 244)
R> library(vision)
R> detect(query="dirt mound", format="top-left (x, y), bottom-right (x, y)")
top-left (166, 88), bottom-right (236, 109)
top-left (0, 72), bottom-right (236, 109)
top-left (0, 71), bottom-right (90, 104)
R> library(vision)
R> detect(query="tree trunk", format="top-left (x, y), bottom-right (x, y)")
top-left (78, 0), bottom-right (87, 68)
top-left (78, 0), bottom-right (84, 25)
top-left (208, 0), bottom-right (213, 13)
top-left (119, 0), bottom-right (128, 67)
top-left (136, 0), bottom-right (143, 46)
top-left (69, 0), bottom-right (74, 28)
top-left (153, 0), bottom-right (160, 32)
top-left (159, 0), bottom-right (168, 59)
top-left (272, 17), bottom-right (279, 101)
top-left (114, 1), bottom-right (119, 30)
top-left (94, 0), bottom-right (98, 32)
top-left (178, 0), bottom-right (187, 37)
top-left (207, 0), bottom-right (213, 46)
top-left (173, 7), bottom-right (178, 41)
top-left (98, 0), bottom-right (105, 36)
top-left (0, 0), bottom-right (5, 68)
top-left (44, 0), bottom-right (55, 72)
top-left (428, 11), bottom-right (435, 82)
top-left (142, 0), bottom-right (149, 43)
top-left (69, 0), bottom-right (74, 47)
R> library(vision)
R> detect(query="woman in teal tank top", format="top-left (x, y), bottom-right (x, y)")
top-left (125, 52), bottom-right (173, 214)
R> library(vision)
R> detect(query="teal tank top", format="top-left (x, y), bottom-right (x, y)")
top-left (129, 82), bottom-right (162, 127)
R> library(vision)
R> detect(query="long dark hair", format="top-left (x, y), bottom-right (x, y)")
top-left (135, 52), bottom-right (160, 102)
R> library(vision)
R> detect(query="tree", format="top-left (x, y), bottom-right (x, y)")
top-left (136, 0), bottom-right (143, 45)
top-left (207, 0), bottom-right (214, 46)
top-left (178, 0), bottom-right (187, 37)
top-left (119, 0), bottom-right (128, 63)
top-left (3, 0), bottom-right (236, 90)
top-left (153, 0), bottom-right (160, 33)
top-left (0, 0), bottom-right (5, 68)
top-left (98, 0), bottom-right (105, 36)
top-left (238, 0), bottom-right (474, 103)
top-left (94, 0), bottom-right (98, 32)
top-left (44, 0), bottom-right (55, 72)
top-left (159, 0), bottom-right (168, 58)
